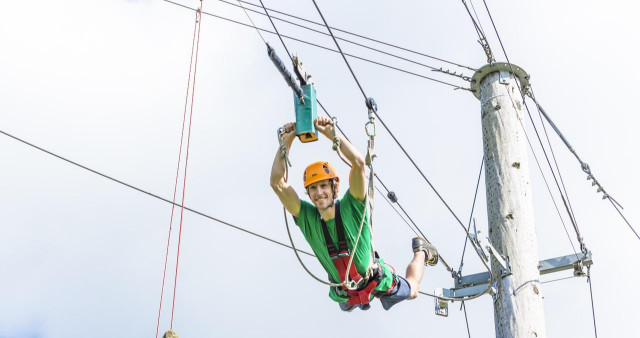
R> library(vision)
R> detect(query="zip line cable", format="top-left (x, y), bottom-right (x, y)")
top-left (456, 158), bottom-right (484, 338)
top-left (155, 9), bottom-right (200, 338)
top-left (257, 0), bottom-right (292, 60)
top-left (374, 183), bottom-right (454, 272)
top-left (500, 87), bottom-right (580, 257)
top-left (375, 185), bottom-right (417, 237)
top-left (608, 200), bottom-right (639, 240)
top-left (468, 0), bottom-right (487, 38)
top-left (235, 0), bottom-right (266, 44)
top-left (530, 87), bottom-right (582, 254)
top-left (587, 268), bottom-right (599, 337)
top-left (505, 85), bottom-right (581, 258)
top-left (531, 88), bottom-right (580, 228)
top-left (220, 0), bottom-right (466, 75)
top-left (462, 301), bottom-right (472, 338)
top-left (374, 174), bottom-right (431, 239)
top-left (320, 103), bottom-right (455, 273)
top-left (457, 158), bottom-right (484, 277)
top-left (311, 0), bottom-right (369, 101)
top-left (461, 0), bottom-right (494, 63)
top-left (0, 129), bottom-right (316, 258)
top-left (516, 86), bottom-right (589, 254)
top-left (222, 0), bottom-right (476, 71)
top-left (462, 0), bottom-right (486, 43)
top-left (480, 0), bottom-right (510, 65)
top-left (374, 177), bottom-right (454, 272)
top-left (161, 0), bottom-right (470, 90)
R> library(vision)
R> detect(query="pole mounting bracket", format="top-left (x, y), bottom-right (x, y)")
top-left (470, 62), bottom-right (530, 100)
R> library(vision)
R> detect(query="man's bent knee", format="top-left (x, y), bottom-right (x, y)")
top-left (407, 278), bottom-right (420, 299)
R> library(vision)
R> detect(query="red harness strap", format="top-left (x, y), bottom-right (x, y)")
top-left (320, 201), bottom-right (381, 306)
top-left (345, 274), bottom-right (379, 306)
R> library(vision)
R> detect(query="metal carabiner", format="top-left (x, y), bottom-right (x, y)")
top-left (365, 121), bottom-right (376, 138)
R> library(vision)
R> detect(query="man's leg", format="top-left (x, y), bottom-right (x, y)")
top-left (406, 237), bottom-right (439, 299)
top-left (405, 251), bottom-right (426, 300)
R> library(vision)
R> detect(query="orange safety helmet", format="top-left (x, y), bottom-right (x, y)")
top-left (303, 161), bottom-right (340, 188)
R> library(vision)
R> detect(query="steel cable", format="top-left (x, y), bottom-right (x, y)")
top-left (161, 0), bottom-right (469, 90)
top-left (0, 129), bottom-right (316, 258)
top-left (223, 0), bottom-right (476, 71)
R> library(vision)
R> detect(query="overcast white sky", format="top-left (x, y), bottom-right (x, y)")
top-left (1, 0), bottom-right (639, 337)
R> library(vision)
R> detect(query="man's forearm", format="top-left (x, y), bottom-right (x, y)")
top-left (270, 139), bottom-right (294, 188)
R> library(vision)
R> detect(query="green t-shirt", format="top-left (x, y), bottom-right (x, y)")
top-left (295, 189), bottom-right (394, 302)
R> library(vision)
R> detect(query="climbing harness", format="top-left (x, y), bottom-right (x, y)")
top-left (320, 201), bottom-right (396, 306)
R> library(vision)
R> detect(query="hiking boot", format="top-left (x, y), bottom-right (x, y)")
top-left (412, 237), bottom-right (439, 266)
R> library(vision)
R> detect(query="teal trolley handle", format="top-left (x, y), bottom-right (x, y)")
top-left (294, 84), bottom-right (318, 143)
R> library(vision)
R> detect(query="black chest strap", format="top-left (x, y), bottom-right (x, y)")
top-left (319, 201), bottom-right (349, 258)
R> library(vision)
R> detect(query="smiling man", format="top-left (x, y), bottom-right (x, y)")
top-left (270, 116), bottom-right (439, 311)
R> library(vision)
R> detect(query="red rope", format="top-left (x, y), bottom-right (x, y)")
top-left (171, 0), bottom-right (204, 330)
top-left (155, 9), bottom-right (200, 338)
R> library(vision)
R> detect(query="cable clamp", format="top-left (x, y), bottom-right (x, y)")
top-left (387, 191), bottom-right (398, 203)
top-left (573, 260), bottom-right (586, 277)
top-left (366, 97), bottom-right (377, 113)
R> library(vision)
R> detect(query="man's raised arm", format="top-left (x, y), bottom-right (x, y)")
top-left (270, 122), bottom-right (301, 217)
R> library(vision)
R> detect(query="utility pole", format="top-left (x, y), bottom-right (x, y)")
top-left (474, 63), bottom-right (547, 338)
